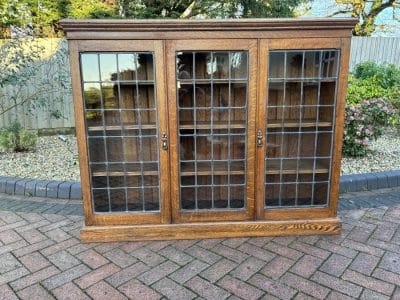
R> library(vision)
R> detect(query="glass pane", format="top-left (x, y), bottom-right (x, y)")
top-left (127, 188), bottom-right (142, 211)
top-left (80, 51), bottom-right (161, 214)
top-left (269, 52), bottom-right (285, 78)
top-left (177, 52), bottom-right (193, 79)
top-left (286, 52), bottom-right (303, 78)
top-left (144, 188), bottom-right (159, 210)
top-left (93, 189), bottom-right (109, 212)
top-left (231, 82), bottom-right (247, 107)
top-left (118, 53), bottom-right (136, 80)
top-left (137, 53), bottom-right (154, 81)
top-left (213, 52), bottom-right (229, 79)
top-left (88, 138), bottom-right (105, 162)
top-left (322, 51), bottom-right (339, 78)
top-left (102, 83), bottom-right (119, 109)
top-left (99, 54), bottom-right (117, 81)
top-left (110, 189), bottom-right (126, 211)
top-left (304, 51), bottom-right (320, 78)
top-left (84, 83), bottom-right (102, 109)
top-left (178, 83), bottom-right (194, 108)
top-left (86, 110), bottom-right (103, 127)
top-left (178, 50), bottom-right (248, 211)
top-left (230, 52), bottom-right (248, 79)
top-left (81, 54), bottom-right (99, 82)
top-left (265, 49), bottom-right (339, 209)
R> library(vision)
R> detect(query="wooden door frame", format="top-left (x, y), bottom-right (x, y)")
top-left (256, 38), bottom-right (345, 221)
top-left (68, 39), bottom-right (171, 226)
top-left (166, 39), bottom-right (258, 223)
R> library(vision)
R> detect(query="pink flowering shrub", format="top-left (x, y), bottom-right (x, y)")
top-left (343, 98), bottom-right (398, 157)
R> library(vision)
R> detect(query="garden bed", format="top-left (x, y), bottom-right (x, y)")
top-left (1, 130), bottom-right (400, 182)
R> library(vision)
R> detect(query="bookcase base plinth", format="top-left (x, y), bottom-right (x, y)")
top-left (81, 218), bottom-right (341, 242)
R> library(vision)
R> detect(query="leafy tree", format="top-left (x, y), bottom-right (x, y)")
top-left (331, 0), bottom-right (400, 36)
top-left (1, 0), bottom-right (307, 36)
top-left (0, 0), bottom-right (115, 37)
top-left (68, 0), bottom-right (116, 19)
top-left (117, 0), bottom-right (305, 19)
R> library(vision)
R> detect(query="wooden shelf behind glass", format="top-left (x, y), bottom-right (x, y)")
top-left (266, 160), bottom-right (329, 175)
top-left (266, 119), bottom-right (332, 128)
top-left (88, 123), bottom-right (157, 131)
top-left (180, 161), bottom-right (245, 176)
top-left (92, 170), bottom-right (158, 177)
top-left (178, 79), bottom-right (247, 85)
top-left (179, 121), bottom-right (246, 130)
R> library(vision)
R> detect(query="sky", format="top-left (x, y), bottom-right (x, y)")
top-left (305, 0), bottom-right (400, 36)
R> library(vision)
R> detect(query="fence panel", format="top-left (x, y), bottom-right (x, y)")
top-left (350, 36), bottom-right (400, 71)
top-left (0, 38), bottom-right (74, 131)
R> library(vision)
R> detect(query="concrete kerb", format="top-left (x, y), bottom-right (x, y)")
top-left (0, 170), bottom-right (399, 200)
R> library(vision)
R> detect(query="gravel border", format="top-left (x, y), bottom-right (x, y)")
top-left (1, 170), bottom-right (400, 200)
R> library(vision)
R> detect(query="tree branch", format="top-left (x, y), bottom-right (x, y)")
top-left (180, 1), bottom-right (197, 18)
top-left (326, 10), bottom-right (353, 17)
top-left (367, 0), bottom-right (395, 19)
top-left (0, 87), bottom-right (60, 117)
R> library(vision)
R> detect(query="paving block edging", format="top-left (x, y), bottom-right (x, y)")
top-left (0, 170), bottom-right (399, 200)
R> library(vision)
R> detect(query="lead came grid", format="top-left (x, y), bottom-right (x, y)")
top-left (80, 52), bottom-right (161, 213)
top-left (265, 50), bottom-right (340, 208)
top-left (177, 51), bottom-right (248, 210)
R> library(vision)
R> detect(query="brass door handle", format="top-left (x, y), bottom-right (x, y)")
top-left (257, 129), bottom-right (263, 147)
top-left (161, 133), bottom-right (168, 150)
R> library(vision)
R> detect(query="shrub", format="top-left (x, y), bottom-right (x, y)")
top-left (343, 98), bottom-right (397, 157)
top-left (0, 121), bottom-right (37, 152)
top-left (346, 61), bottom-right (400, 108)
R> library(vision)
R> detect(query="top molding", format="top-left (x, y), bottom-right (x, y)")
top-left (59, 18), bottom-right (358, 40)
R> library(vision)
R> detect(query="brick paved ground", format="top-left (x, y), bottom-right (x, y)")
top-left (0, 187), bottom-right (399, 299)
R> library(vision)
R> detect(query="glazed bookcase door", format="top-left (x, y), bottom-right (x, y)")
top-left (167, 40), bottom-right (257, 223)
top-left (256, 39), bottom-right (348, 220)
top-left (70, 40), bottom-right (170, 225)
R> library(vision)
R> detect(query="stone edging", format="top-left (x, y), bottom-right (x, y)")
top-left (1, 170), bottom-right (400, 200)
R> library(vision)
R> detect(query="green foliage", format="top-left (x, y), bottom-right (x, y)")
top-left (1, 0), bottom-right (307, 36)
top-left (0, 39), bottom-right (42, 88)
top-left (0, 0), bottom-right (31, 31)
top-left (333, 0), bottom-right (400, 36)
top-left (0, 121), bottom-right (37, 152)
top-left (68, 0), bottom-right (116, 19)
top-left (343, 98), bottom-right (398, 157)
top-left (0, 0), bottom-right (69, 37)
top-left (346, 61), bottom-right (400, 109)
top-left (354, 61), bottom-right (400, 89)
top-left (346, 75), bottom-right (387, 104)
top-left (119, 0), bottom-right (305, 19)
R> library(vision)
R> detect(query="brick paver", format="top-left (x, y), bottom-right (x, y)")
top-left (0, 187), bottom-right (399, 299)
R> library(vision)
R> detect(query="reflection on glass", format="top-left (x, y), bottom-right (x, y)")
top-left (177, 52), bottom-right (193, 79)
top-left (265, 49), bottom-right (339, 208)
top-left (268, 52), bottom-right (285, 78)
top-left (101, 83), bottom-right (119, 109)
top-left (118, 53), bottom-right (138, 80)
top-left (99, 53), bottom-right (117, 81)
top-left (81, 51), bottom-right (160, 213)
top-left (177, 51), bottom-right (248, 211)
top-left (322, 51), bottom-right (339, 78)
top-left (81, 54), bottom-right (99, 81)
top-left (137, 54), bottom-right (154, 80)
top-left (304, 52), bottom-right (320, 78)
top-left (230, 52), bottom-right (248, 79)
top-left (286, 52), bottom-right (303, 78)
top-left (84, 83), bottom-right (101, 109)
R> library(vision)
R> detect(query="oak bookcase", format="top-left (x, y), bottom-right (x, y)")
top-left (60, 18), bottom-right (357, 242)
